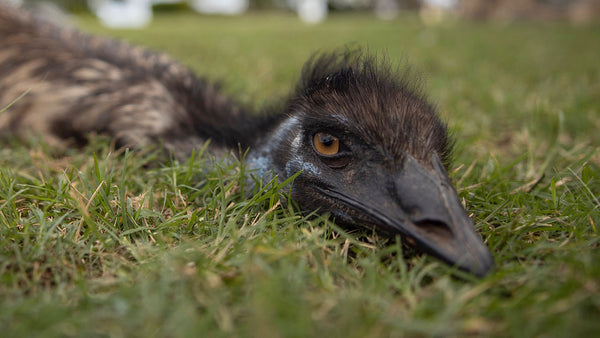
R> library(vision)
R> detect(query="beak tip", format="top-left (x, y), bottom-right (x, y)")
top-left (464, 248), bottom-right (495, 278)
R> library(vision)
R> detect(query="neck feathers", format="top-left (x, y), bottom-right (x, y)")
top-left (0, 3), bottom-right (280, 159)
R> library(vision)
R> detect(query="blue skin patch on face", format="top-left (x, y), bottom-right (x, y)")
top-left (285, 123), bottom-right (322, 178)
top-left (285, 157), bottom-right (321, 178)
top-left (247, 113), bottom-right (328, 189)
top-left (246, 154), bottom-right (272, 180)
top-left (247, 115), bottom-right (302, 180)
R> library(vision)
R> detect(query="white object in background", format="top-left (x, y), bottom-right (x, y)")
top-left (421, 0), bottom-right (457, 10)
top-left (374, 0), bottom-right (399, 20)
top-left (87, 0), bottom-right (249, 28)
top-left (189, 0), bottom-right (248, 15)
top-left (297, 0), bottom-right (328, 23)
top-left (88, 0), bottom-right (153, 28)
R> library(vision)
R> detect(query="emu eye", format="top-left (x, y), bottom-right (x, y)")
top-left (313, 132), bottom-right (340, 156)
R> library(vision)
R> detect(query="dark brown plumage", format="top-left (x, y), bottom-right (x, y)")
top-left (0, 4), bottom-right (493, 276)
top-left (0, 4), bottom-right (278, 157)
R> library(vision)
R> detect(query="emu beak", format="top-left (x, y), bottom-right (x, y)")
top-left (388, 155), bottom-right (494, 277)
top-left (318, 154), bottom-right (494, 277)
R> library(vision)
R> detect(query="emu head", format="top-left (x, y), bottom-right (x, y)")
top-left (248, 52), bottom-right (494, 277)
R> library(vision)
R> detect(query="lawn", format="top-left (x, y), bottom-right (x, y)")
top-left (1, 9), bottom-right (599, 337)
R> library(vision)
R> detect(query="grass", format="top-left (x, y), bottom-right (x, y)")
top-left (1, 9), bottom-right (599, 337)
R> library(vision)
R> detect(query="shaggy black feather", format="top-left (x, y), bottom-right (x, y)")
top-left (291, 50), bottom-right (453, 168)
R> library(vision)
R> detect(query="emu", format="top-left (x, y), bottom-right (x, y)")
top-left (0, 4), bottom-right (493, 277)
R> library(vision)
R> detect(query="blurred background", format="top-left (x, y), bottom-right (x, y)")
top-left (9, 0), bottom-right (600, 27)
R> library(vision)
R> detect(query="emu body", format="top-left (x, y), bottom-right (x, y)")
top-left (0, 4), bottom-right (493, 277)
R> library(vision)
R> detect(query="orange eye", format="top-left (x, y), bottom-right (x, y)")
top-left (313, 132), bottom-right (340, 156)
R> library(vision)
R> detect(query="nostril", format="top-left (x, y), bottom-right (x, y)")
top-left (414, 220), bottom-right (454, 239)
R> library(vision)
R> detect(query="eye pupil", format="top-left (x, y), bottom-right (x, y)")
top-left (313, 132), bottom-right (340, 156)
top-left (320, 134), bottom-right (334, 146)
